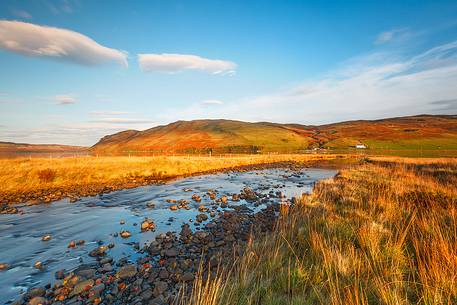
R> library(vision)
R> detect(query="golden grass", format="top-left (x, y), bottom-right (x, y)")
top-left (0, 154), bottom-right (347, 202)
top-left (186, 158), bottom-right (457, 305)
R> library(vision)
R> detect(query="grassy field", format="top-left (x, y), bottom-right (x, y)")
top-left (0, 154), bottom-right (350, 204)
top-left (187, 157), bottom-right (457, 305)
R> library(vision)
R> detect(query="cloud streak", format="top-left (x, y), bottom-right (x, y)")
top-left (0, 20), bottom-right (128, 66)
top-left (54, 94), bottom-right (76, 105)
top-left (200, 99), bottom-right (224, 106)
top-left (375, 28), bottom-right (412, 45)
top-left (138, 53), bottom-right (236, 74)
top-left (11, 9), bottom-right (33, 19)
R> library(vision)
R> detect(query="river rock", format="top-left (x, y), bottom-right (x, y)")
top-left (70, 279), bottom-right (94, 296)
top-left (158, 269), bottom-right (169, 279)
top-left (181, 272), bottom-right (194, 282)
top-left (28, 296), bottom-right (46, 305)
top-left (90, 283), bottom-right (105, 296)
top-left (165, 248), bottom-right (178, 257)
top-left (141, 219), bottom-right (155, 232)
top-left (75, 268), bottom-right (96, 279)
top-left (196, 213), bottom-right (208, 223)
top-left (89, 245), bottom-right (108, 257)
top-left (55, 269), bottom-right (65, 280)
top-left (101, 263), bottom-right (113, 272)
top-left (41, 234), bottom-right (52, 241)
top-left (152, 281), bottom-right (168, 297)
top-left (198, 205), bottom-right (208, 212)
top-left (117, 264), bottom-right (137, 279)
top-left (120, 230), bottom-right (131, 238)
top-left (33, 261), bottom-right (43, 269)
top-left (25, 287), bottom-right (45, 299)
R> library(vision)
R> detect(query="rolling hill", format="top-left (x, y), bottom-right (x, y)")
top-left (91, 115), bottom-right (457, 154)
top-left (0, 142), bottom-right (87, 154)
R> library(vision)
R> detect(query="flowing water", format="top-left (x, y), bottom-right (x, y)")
top-left (0, 168), bottom-right (336, 304)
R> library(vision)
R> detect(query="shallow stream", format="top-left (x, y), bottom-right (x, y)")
top-left (0, 168), bottom-right (336, 304)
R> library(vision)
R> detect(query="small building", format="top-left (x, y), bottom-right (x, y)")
top-left (355, 144), bottom-right (367, 149)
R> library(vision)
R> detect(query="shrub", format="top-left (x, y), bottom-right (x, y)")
top-left (37, 168), bottom-right (57, 183)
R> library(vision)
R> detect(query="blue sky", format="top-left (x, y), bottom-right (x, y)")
top-left (1, 0), bottom-right (457, 145)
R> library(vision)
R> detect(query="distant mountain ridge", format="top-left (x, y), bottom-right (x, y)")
top-left (91, 115), bottom-right (457, 153)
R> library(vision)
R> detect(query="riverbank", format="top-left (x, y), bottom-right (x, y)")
top-left (0, 154), bottom-right (355, 210)
top-left (200, 158), bottom-right (457, 304)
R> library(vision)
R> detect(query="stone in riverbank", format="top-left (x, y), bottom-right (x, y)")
top-left (117, 264), bottom-right (137, 279)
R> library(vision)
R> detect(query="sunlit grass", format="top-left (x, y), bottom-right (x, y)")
top-left (184, 158), bottom-right (457, 305)
top-left (0, 154), bottom-right (347, 201)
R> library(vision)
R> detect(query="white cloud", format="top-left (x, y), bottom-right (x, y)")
top-left (0, 20), bottom-right (128, 66)
top-left (375, 28), bottom-right (411, 45)
top-left (11, 9), bottom-right (33, 19)
top-left (54, 95), bottom-right (76, 105)
top-left (138, 53), bottom-right (236, 74)
top-left (158, 40), bottom-right (457, 124)
top-left (200, 99), bottom-right (224, 106)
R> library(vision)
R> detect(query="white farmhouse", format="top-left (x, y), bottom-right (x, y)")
top-left (355, 144), bottom-right (367, 149)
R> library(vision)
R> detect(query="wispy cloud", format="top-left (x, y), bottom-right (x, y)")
top-left (0, 20), bottom-right (128, 67)
top-left (46, 0), bottom-right (77, 15)
top-left (374, 28), bottom-right (412, 45)
top-left (54, 94), bottom-right (76, 105)
top-left (11, 9), bottom-right (33, 19)
top-left (159, 39), bottom-right (457, 124)
top-left (0, 120), bottom-right (156, 146)
top-left (138, 53), bottom-right (236, 74)
top-left (429, 98), bottom-right (457, 112)
top-left (200, 99), bottom-right (224, 106)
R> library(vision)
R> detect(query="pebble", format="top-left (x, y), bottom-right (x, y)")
top-left (165, 248), bottom-right (178, 257)
top-left (70, 279), bottom-right (94, 296)
top-left (192, 194), bottom-right (201, 202)
top-left (28, 296), bottom-right (46, 305)
top-left (141, 219), bottom-right (156, 231)
top-left (33, 261), bottom-right (43, 269)
top-left (153, 281), bottom-right (168, 297)
top-left (55, 269), bottom-right (65, 280)
top-left (89, 245), bottom-right (108, 257)
top-left (41, 234), bottom-right (52, 241)
top-left (117, 264), bottom-right (137, 279)
top-left (120, 230), bottom-right (131, 238)
top-left (181, 272), bottom-right (194, 282)
top-left (0, 263), bottom-right (9, 270)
